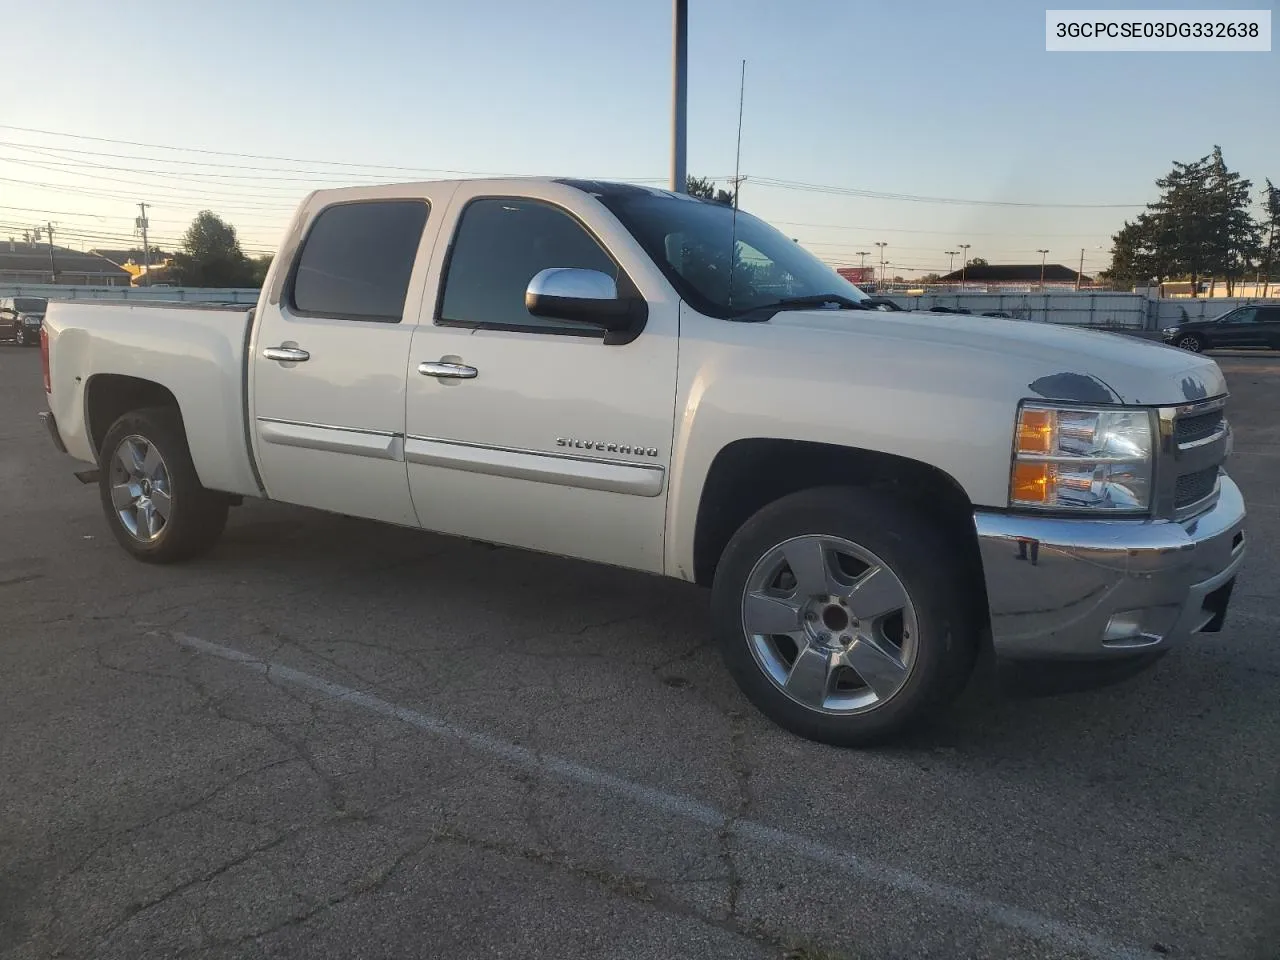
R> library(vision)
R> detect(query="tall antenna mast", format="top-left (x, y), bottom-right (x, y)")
top-left (732, 59), bottom-right (746, 210)
top-left (727, 59), bottom-right (746, 307)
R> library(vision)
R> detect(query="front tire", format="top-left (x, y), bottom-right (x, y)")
top-left (98, 407), bottom-right (228, 563)
top-left (711, 487), bottom-right (977, 747)
top-left (14, 326), bottom-right (26, 346)
top-left (1177, 334), bottom-right (1205, 353)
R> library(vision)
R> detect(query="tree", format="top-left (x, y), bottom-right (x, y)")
top-left (1102, 213), bottom-right (1172, 290)
top-left (685, 176), bottom-right (736, 206)
top-left (1258, 179), bottom-right (1279, 296)
top-left (1203, 146), bottom-right (1261, 295)
top-left (1107, 148), bottom-right (1262, 297)
top-left (171, 211), bottom-right (254, 287)
top-left (968, 256), bottom-right (988, 267)
top-left (918, 273), bottom-right (942, 284)
top-left (248, 254), bottom-right (274, 287)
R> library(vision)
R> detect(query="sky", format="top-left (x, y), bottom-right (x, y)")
top-left (0, 0), bottom-right (1276, 278)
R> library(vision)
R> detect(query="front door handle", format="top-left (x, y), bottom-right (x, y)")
top-left (418, 361), bottom-right (478, 380)
top-left (263, 346), bottom-right (311, 363)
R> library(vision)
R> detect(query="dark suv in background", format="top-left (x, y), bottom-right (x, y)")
top-left (1162, 303), bottom-right (1280, 352)
top-left (0, 297), bottom-right (48, 347)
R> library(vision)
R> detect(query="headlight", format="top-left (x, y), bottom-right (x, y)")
top-left (1010, 403), bottom-right (1153, 512)
top-left (1162, 326), bottom-right (1179, 336)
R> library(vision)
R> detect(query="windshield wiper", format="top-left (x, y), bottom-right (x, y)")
top-left (728, 293), bottom-right (874, 322)
top-left (768, 294), bottom-right (871, 311)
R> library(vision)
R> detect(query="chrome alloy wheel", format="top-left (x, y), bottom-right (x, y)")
top-left (1178, 336), bottom-right (1202, 352)
top-left (740, 534), bottom-right (919, 715)
top-left (108, 435), bottom-right (172, 542)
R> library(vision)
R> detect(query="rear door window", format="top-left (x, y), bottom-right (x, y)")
top-left (290, 200), bottom-right (429, 322)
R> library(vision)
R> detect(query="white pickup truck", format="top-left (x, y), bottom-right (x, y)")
top-left (38, 178), bottom-right (1246, 745)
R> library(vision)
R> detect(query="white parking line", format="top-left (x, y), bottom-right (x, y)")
top-left (169, 631), bottom-right (1151, 960)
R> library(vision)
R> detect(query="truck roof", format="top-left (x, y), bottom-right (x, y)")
top-left (305, 177), bottom-right (706, 205)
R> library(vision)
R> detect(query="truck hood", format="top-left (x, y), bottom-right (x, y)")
top-left (772, 308), bottom-right (1226, 406)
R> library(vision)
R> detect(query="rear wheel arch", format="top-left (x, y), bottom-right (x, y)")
top-left (691, 438), bottom-right (988, 622)
top-left (85, 375), bottom-right (184, 463)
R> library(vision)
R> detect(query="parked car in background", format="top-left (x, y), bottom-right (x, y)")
top-left (1163, 304), bottom-right (1280, 352)
top-left (0, 296), bottom-right (47, 346)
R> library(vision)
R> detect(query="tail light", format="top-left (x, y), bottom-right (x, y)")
top-left (40, 326), bottom-right (51, 393)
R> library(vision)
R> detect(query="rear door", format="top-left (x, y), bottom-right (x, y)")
top-left (1214, 307), bottom-right (1257, 346)
top-left (248, 187), bottom-right (454, 525)
top-left (1258, 306), bottom-right (1280, 348)
top-left (402, 183), bottom-right (680, 573)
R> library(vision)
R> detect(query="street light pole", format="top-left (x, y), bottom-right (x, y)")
top-left (1037, 248), bottom-right (1049, 289)
top-left (958, 244), bottom-right (971, 283)
top-left (874, 241), bottom-right (887, 289)
top-left (1076, 248), bottom-right (1085, 291)
top-left (945, 250), bottom-right (958, 274)
top-left (670, 0), bottom-right (688, 194)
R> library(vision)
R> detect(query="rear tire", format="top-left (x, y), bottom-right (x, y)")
top-left (1177, 334), bottom-right (1204, 353)
top-left (98, 407), bottom-right (228, 563)
top-left (711, 486), bottom-right (978, 747)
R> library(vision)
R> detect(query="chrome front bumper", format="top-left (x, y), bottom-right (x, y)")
top-left (974, 475), bottom-right (1246, 659)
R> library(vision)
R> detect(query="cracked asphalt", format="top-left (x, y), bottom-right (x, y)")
top-left (1, 342), bottom-right (1277, 960)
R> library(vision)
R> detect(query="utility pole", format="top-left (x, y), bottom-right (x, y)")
top-left (1037, 249), bottom-right (1049, 288)
top-left (959, 243), bottom-right (971, 283)
top-left (946, 250), bottom-right (958, 274)
top-left (856, 251), bottom-right (869, 270)
top-left (137, 202), bottom-right (151, 283)
top-left (45, 222), bottom-right (58, 283)
top-left (874, 241), bottom-right (887, 289)
top-left (670, 0), bottom-right (688, 194)
top-left (1076, 248), bottom-right (1085, 291)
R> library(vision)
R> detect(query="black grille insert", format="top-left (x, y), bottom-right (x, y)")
top-left (1175, 467), bottom-right (1219, 508)
top-left (1175, 410), bottom-right (1224, 444)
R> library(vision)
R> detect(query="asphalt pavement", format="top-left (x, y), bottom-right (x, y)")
top-left (1, 341), bottom-right (1277, 960)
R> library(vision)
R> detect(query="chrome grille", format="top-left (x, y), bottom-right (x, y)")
top-left (1175, 467), bottom-right (1219, 508)
top-left (1174, 409), bottom-right (1224, 445)
top-left (1156, 396), bottom-right (1230, 519)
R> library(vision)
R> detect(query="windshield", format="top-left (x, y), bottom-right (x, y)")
top-left (595, 191), bottom-right (867, 318)
top-left (15, 298), bottom-right (47, 313)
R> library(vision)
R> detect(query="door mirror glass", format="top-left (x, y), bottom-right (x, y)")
top-left (525, 268), bottom-right (633, 331)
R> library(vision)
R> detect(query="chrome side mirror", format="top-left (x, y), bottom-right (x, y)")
top-left (525, 268), bottom-right (635, 331)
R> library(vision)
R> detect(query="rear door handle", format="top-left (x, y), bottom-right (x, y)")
top-left (418, 361), bottom-right (477, 379)
top-left (263, 346), bottom-right (310, 362)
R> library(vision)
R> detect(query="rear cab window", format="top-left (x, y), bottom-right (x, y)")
top-left (289, 200), bottom-right (429, 322)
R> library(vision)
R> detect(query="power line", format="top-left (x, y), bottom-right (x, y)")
top-left (0, 156), bottom-right (306, 206)
top-left (0, 125), bottom-right (1145, 210)
top-left (752, 177), bottom-right (1145, 209)
top-left (0, 173), bottom-right (298, 212)
top-left (773, 219), bottom-right (1115, 239)
top-left (0, 125), bottom-right (675, 183)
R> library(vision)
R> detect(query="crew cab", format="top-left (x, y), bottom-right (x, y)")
top-left (38, 178), bottom-right (1247, 746)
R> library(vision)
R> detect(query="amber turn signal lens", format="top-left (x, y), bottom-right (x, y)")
top-left (1012, 461), bottom-right (1054, 503)
top-left (1016, 408), bottom-right (1054, 455)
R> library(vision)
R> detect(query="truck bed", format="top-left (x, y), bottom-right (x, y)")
top-left (43, 299), bottom-right (263, 499)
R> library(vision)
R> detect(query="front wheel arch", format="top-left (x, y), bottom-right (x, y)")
top-left (691, 439), bottom-right (987, 624)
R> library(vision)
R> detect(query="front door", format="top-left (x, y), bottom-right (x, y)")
top-left (403, 183), bottom-right (680, 573)
top-left (249, 189), bottom-right (452, 526)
